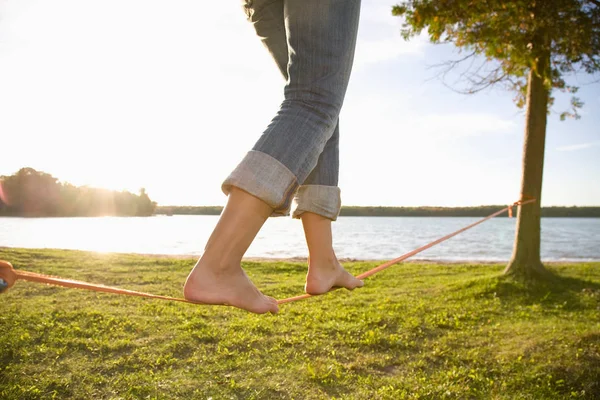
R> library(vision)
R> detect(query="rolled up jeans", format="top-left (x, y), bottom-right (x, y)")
top-left (222, 0), bottom-right (361, 220)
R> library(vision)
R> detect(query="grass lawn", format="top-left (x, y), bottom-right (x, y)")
top-left (0, 247), bottom-right (599, 399)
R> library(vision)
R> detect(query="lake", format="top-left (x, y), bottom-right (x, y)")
top-left (0, 216), bottom-right (598, 262)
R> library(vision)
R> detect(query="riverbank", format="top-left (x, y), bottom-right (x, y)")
top-left (1, 248), bottom-right (599, 399)
top-left (2, 246), bottom-right (595, 265)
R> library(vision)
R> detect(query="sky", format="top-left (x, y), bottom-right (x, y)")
top-left (0, 0), bottom-right (599, 207)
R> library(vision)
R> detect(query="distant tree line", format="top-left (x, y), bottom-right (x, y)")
top-left (155, 205), bottom-right (600, 218)
top-left (157, 206), bottom-right (223, 216)
top-left (339, 206), bottom-right (600, 218)
top-left (0, 168), bottom-right (156, 217)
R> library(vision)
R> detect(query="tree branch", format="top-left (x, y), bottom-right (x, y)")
top-left (425, 49), bottom-right (512, 95)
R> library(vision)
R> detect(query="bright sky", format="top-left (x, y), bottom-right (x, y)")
top-left (1, 0), bottom-right (599, 207)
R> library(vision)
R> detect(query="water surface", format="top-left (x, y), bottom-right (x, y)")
top-left (0, 216), bottom-right (598, 262)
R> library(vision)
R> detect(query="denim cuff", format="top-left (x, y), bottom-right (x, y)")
top-left (292, 185), bottom-right (342, 221)
top-left (222, 150), bottom-right (299, 217)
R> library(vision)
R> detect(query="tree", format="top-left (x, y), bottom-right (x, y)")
top-left (0, 168), bottom-right (62, 216)
top-left (136, 188), bottom-right (157, 216)
top-left (392, 0), bottom-right (600, 278)
top-left (0, 168), bottom-right (158, 217)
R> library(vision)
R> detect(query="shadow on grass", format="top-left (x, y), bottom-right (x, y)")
top-left (484, 269), bottom-right (600, 311)
top-left (542, 331), bottom-right (600, 399)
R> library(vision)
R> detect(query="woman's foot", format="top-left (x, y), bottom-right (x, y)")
top-left (305, 256), bottom-right (364, 295)
top-left (300, 211), bottom-right (364, 295)
top-left (184, 258), bottom-right (279, 314)
top-left (183, 187), bottom-right (278, 314)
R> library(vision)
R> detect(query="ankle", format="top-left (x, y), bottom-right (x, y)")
top-left (197, 250), bottom-right (241, 273)
top-left (308, 251), bottom-right (337, 267)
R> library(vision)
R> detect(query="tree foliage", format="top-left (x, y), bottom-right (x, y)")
top-left (0, 168), bottom-right (156, 217)
top-left (393, 0), bottom-right (600, 119)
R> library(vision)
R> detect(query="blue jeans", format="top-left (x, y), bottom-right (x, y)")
top-left (222, 0), bottom-right (361, 220)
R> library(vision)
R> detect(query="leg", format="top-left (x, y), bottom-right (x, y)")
top-left (183, 187), bottom-right (279, 314)
top-left (298, 122), bottom-right (363, 294)
top-left (244, 0), bottom-right (345, 220)
top-left (302, 212), bottom-right (364, 295)
top-left (190, 0), bottom-right (362, 310)
top-left (292, 122), bottom-right (341, 220)
top-left (241, 0), bottom-right (363, 294)
top-left (183, 1), bottom-right (290, 314)
top-left (223, 0), bottom-right (362, 218)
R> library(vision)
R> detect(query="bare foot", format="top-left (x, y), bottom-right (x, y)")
top-left (305, 257), bottom-right (364, 295)
top-left (184, 259), bottom-right (279, 314)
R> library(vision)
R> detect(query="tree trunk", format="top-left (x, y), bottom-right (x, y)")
top-left (504, 52), bottom-right (552, 279)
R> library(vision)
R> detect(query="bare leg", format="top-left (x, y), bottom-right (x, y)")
top-left (302, 212), bottom-right (364, 295)
top-left (183, 188), bottom-right (279, 314)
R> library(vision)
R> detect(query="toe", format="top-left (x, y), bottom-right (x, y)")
top-left (341, 272), bottom-right (364, 290)
top-left (266, 297), bottom-right (279, 314)
top-left (340, 270), bottom-right (356, 290)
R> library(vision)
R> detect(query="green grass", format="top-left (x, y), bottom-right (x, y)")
top-left (1, 248), bottom-right (599, 399)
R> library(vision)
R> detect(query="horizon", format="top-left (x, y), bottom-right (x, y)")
top-left (1, 1), bottom-right (599, 208)
top-left (153, 203), bottom-right (600, 209)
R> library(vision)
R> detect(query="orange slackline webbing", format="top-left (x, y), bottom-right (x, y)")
top-left (0, 198), bottom-right (536, 306)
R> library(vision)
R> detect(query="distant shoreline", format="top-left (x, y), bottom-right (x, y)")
top-left (154, 205), bottom-right (600, 218)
